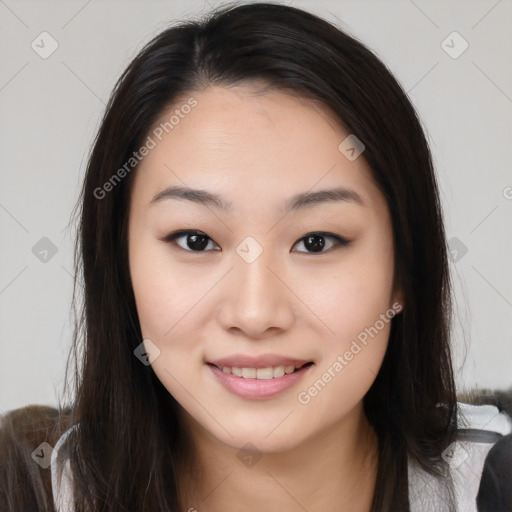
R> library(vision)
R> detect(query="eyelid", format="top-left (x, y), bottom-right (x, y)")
top-left (160, 230), bottom-right (351, 253)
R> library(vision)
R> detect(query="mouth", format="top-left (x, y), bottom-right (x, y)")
top-left (207, 361), bottom-right (314, 380)
top-left (207, 360), bottom-right (315, 399)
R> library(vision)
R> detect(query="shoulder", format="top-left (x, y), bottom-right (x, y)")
top-left (476, 431), bottom-right (512, 512)
top-left (0, 404), bottom-right (72, 512)
top-left (451, 402), bottom-right (512, 511)
top-left (408, 401), bottom-right (512, 512)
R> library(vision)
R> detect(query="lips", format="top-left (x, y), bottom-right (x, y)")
top-left (207, 354), bottom-right (314, 385)
top-left (207, 359), bottom-right (314, 399)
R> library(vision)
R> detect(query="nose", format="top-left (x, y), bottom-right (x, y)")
top-left (216, 246), bottom-right (296, 339)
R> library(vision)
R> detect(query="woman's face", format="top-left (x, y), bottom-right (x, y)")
top-left (128, 84), bottom-right (401, 453)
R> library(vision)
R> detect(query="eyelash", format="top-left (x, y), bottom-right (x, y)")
top-left (160, 230), bottom-right (351, 254)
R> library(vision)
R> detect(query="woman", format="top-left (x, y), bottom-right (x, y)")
top-left (1, 2), bottom-right (510, 511)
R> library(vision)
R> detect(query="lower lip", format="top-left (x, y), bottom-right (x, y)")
top-left (208, 363), bottom-right (313, 400)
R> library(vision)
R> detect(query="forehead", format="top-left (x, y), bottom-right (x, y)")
top-left (131, 85), bottom-right (383, 214)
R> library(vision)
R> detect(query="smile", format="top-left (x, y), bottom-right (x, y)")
top-left (207, 362), bottom-right (315, 400)
top-left (211, 362), bottom-right (314, 380)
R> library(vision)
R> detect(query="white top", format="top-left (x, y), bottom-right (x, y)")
top-left (51, 403), bottom-right (512, 512)
top-left (50, 425), bottom-right (76, 512)
top-left (408, 403), bottom-right (512, 511)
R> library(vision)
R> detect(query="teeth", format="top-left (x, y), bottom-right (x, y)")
top-left (218, 364), bottom-right (307, 379)
top-left (273, 366), bottom-right (285, 378)
top-left (242, 367), bottom-right (257, 379)
top-left (256, 367), bottom-right (274, 380)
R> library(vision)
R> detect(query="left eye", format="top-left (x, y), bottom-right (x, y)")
top-left (294, 232), bottom-right (350, 253)
top-left (161, 230), bottom-right (350, 254)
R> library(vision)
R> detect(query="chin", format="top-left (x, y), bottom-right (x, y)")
top-left (228, 434), bottom-right (301, 455)
top-left (206, 418), bottom-right (307, 454)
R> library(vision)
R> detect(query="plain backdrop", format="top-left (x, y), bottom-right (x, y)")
top-left (1, 0), bottom-right (511, 415)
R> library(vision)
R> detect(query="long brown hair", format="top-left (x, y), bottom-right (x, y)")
top-left (1, 2), bottom-right (459, 510)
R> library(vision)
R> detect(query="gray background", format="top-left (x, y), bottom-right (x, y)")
top-left (1, 0), bottom-right (511, 415)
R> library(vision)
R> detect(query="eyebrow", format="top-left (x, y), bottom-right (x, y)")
top-left (150, 185), bottom-right (366, 213)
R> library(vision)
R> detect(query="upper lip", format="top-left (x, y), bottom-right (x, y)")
top-left (208, 354), bottom-right (313, 369)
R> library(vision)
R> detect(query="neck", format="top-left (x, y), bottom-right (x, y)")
top-left (177, 402), bottom-right (379, 512)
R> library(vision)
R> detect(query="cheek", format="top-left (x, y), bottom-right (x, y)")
top-left (129, 237), bottom-right (211, 399)
top-left (292, 232), bottom-right (395, 415)
top-left (129, 232), bottom-right (210, 340)
top-left (130, 255), bottom-right (175, 339)
top-left (295, 264), bottom-right (395, 421)
top-left (295, 239), bottom-right (395, 346)
top-left (305, 236), bottom-right (395, 408)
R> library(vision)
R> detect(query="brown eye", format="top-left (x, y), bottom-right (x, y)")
top-left (162, 230), bottom-right (219, 252)
top-left (293, 232), bottom-right (350, 254)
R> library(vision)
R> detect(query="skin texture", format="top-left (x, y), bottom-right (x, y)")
top-left (128, 84), bottom-right (403, 511)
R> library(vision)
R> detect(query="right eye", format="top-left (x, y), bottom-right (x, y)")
top-left (160, 230), bottom-right (220, 252)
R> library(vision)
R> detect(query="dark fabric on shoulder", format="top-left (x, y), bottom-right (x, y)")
top-left (476, 433), bottom-right (512, 512)
top-left (0, 405), bottom-right (72, 512)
